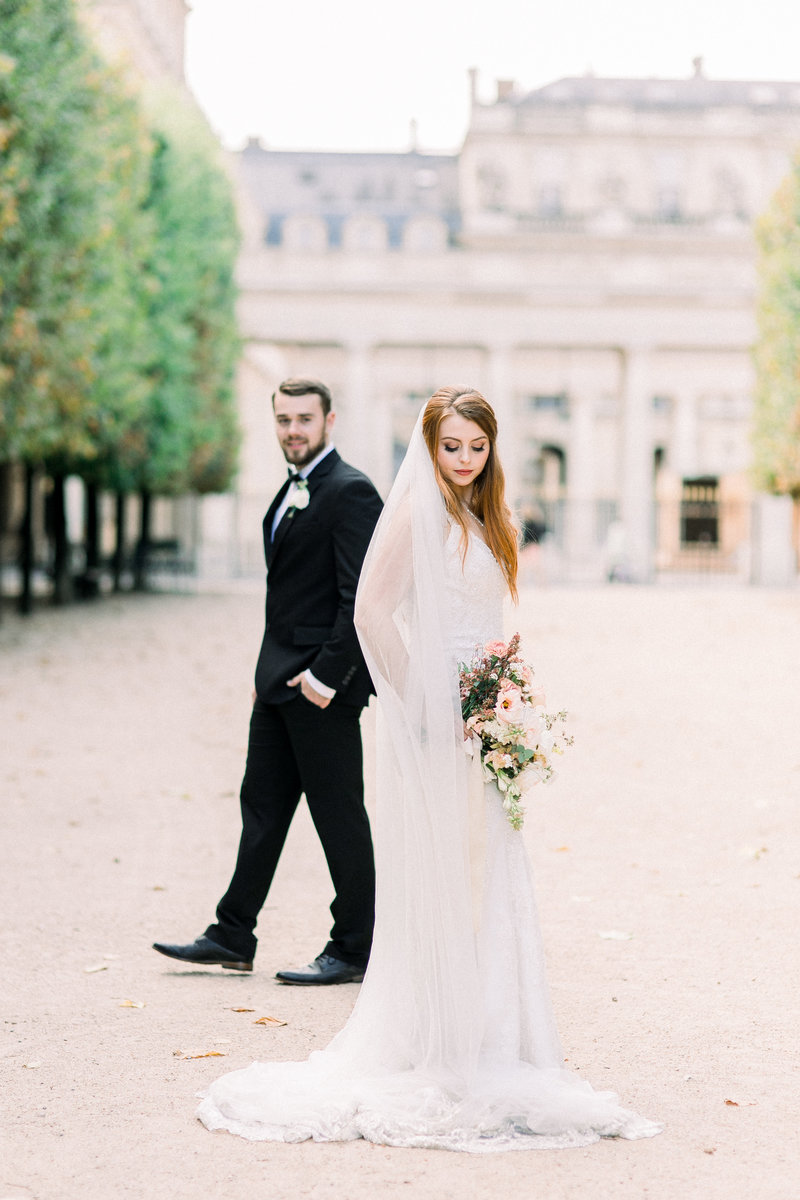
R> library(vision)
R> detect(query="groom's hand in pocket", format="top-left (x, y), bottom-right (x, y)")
top-left (287, 673), bottom-right (332, 709)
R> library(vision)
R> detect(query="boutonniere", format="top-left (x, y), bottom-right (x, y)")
top-left (287, 478), bottom-right (310, 512)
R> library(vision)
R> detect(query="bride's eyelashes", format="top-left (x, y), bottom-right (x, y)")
top-left (442, 442), bottom-right (488, 454)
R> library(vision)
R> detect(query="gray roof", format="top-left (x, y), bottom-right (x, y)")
top-left (239, 143), bottom-right (458, 216)
top-left (517, 74), bottom-right (800, 110)
top-left (238, 142), bottom-right (460, 247)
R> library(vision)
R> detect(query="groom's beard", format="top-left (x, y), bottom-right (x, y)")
top-left (281, 431), bottom-right (328, 468)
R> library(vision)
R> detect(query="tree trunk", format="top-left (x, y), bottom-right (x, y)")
top-left (50, 474), bottom-right (72, 606)
top-left (112, 492), bottom-right (127, 592)
top-left (0, 463), bottom-right (9, 619)
top-left (134, 488), bottom-right (152, 592)
top-left (81, 482), bottom-right (101, 598)
top-left (18, 464), bottom-right (36, 616)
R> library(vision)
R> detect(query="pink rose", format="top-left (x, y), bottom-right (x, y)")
top-left (484, 640), bottom-right (507, 658)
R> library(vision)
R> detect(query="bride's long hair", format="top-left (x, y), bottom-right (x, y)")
top-left (422, 387), bottom-right (518, 600)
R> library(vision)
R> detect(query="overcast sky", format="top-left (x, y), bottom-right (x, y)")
top-left (185, 0), bottom-right (800, 152)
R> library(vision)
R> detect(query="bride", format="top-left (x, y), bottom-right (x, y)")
top-left (197, 387), bottom-right (661, 1152)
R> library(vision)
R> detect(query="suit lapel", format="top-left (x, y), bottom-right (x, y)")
top-left (306, 448), bottom-right (339, 486)
top-left (265, 450), bottom-right (340, 566)
top-left (269, 501), bottom-right (296, 560)
top-left (265, 477), bottom-right (293, 567)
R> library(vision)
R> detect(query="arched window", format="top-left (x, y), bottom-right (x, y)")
top-left (526, 443), bottom-right (567, 498)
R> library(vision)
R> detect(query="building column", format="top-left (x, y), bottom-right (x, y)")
top-left (371, 388), bottom-right (396, 497)
top-left (620, 346), bottom-right (654, 581)
top-left (486, 343), bottom-right (520, 505)
top-left (672, 390), bottom-right (698, 480)
top-left (343, 340), bottom-right (372, 471)
top-left (566, 391), bottom-right (597, 575)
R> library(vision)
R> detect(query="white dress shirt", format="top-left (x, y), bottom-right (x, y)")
top-left (270, 442), bottom-right (336, 539)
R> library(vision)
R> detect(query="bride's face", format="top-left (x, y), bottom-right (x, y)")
top-left (436, 412), bottom-right (490, 497)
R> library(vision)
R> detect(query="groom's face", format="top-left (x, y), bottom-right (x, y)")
top-left (273, 392), bottom-right (335, 468)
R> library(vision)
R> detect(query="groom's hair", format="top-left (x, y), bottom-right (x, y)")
top-left (273, 378), bottom-right (332, 417)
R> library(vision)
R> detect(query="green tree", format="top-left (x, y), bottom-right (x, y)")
top-left (0, 0), bottom-right (159, 604)
top-left (132, 91), bottom-right (240, 499)
top-left (75, 72), bottom-right (154, 494)
top-left (0, 3), bottom-right (240, 605)
top-left (753, 157), bottom-right (800, 497)
top-left (0, 0), bottom-right (130, 466)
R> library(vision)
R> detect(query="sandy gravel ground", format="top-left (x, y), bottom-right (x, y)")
top-left (1, 580), bottom-right (798, 1200)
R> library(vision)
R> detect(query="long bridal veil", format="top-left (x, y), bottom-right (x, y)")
top-left (197, 410), bottom-right (661, 1150)
top-left (347, 408), bottom-right (486, 1081)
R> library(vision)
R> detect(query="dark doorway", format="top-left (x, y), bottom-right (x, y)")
top-left (681, 476), bottom-right (719, 546)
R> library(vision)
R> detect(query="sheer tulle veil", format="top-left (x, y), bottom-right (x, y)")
top-left (345, 405), bottom-right (485, 1078)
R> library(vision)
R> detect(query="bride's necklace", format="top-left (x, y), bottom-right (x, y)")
top-left (463, 504), bottom-right (485, 531)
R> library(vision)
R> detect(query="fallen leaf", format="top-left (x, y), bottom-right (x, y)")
top-left (176, 1050), bottom-right (227, 1060)
top-left (229, 1007), bottom-right (255, 1013)
top-left (152, 885), bottom-right (166, 891)
top-left (724, 1099), bottom-right (739, 1106)
top-left (84, 963), bottom-right (108, 973)
top-left (119, 1000), bottom-right (145, 1008)
top-left (254, 1015), bottom-right (288, 1027)
top-left (598, 931), bottom-right (633, 941)
top-left (704, 1148), bottom-right (716, 1155)
top-left (740, 845), bottom-right (768, 861)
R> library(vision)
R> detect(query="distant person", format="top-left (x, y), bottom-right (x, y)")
top-left (605, 518), bottom-right (632, 583)
top-left (521, 501), bottom-right (548, 547)
top-left (519, 500), bottom-right (548, 582)
top-left (154, 378), bottom-right (383, 984)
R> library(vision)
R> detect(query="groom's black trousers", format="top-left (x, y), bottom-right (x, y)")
top-left (205, 695), bottom-right (375, 966)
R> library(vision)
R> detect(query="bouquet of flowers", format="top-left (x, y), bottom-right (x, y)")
top-left (459, 633), bottom-right (573, 830)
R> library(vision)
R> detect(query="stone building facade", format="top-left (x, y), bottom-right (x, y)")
top-left (228, 63), bottom-right (800, 582)
top-left (75, 0), bottom-right (188, 86)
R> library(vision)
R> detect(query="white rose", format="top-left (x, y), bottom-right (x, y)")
top-left (288, 481), bottom-right (310, 510)
top-left (537, 727), bottom-right (555, 756)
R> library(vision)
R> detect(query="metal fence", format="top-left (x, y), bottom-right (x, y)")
top-left (519, 497), bottom-right (796, 585)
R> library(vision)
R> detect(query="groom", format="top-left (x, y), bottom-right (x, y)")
top-left (154, 378), bottom-right (382, 983)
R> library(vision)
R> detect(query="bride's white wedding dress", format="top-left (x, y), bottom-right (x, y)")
top-left (197, 415), bottom-right (661, 1152)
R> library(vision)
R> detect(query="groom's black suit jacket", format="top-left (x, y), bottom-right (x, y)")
top-left (254, 449), bottom-right (382, 708)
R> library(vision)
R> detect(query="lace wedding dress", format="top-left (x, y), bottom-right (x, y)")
top-left (197, 414), bottom-right (661, 1152)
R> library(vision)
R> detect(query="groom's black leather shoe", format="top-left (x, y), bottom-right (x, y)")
top-left (275, 952), bottom-right (364, 986)
top-left (152, 935), bottom-right (253, 972)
